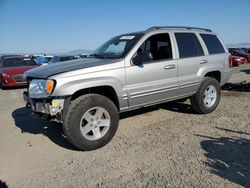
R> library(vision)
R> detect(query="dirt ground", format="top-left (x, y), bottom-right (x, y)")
top-left (0, 64), bottom-right (249, 188)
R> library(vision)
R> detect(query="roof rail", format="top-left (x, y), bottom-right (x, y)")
top-left (146, 26), bottom-right (212, 32)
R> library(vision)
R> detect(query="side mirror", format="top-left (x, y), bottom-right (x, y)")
top-left (132, 52), bottom-right (153, 65)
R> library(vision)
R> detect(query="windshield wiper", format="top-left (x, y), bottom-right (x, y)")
top-left (88, 53), bottom-right (105, 59)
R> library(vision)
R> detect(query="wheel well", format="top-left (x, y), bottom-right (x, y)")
top-left (70, 86), bottom-right (120, 111)
top-left (204, 71), bottom-right (221, 83)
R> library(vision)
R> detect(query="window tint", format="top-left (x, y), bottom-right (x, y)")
top-left (175, 33), bottom-right (204, 58)
top-left (190, 33), bottom-right (204, 56)
top-left (60, 56), bottom-right (75, 62)
top-left (137, 33), bottom-right (172, 61)
top-left (200, 34), bottom-right (225, 54)
top-left (23, 59), bottom-right (37, 66)
top-left (3, 58), bottom-right (37, 67)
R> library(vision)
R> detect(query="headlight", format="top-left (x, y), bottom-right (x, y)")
top-left (29, 79), bottom-right (55, 98)
top-left (1, 73), bottom-right (10, 77)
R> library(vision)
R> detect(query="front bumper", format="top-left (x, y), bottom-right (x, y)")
top-left (23, 91), bottom-right (65, 116)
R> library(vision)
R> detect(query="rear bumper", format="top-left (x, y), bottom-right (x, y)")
top-left (23, 91), bottom-right (65, 116)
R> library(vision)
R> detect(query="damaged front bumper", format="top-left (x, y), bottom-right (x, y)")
top-left (23, 91), bottom-right (66, 117)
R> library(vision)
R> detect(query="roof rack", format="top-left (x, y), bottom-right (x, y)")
top-left (146, 26), bottom-right (212, 32)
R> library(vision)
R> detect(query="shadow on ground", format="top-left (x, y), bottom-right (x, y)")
top-left (13, 101), bottom-right (195, 150)
top-left (0, 180), bottom-right (8, 188)
top-left (120, 100), bottom-right (195, 119)
top-left (222, 81), bottom-right (250, 92)
top-left (12, 107), bottom-right (78, 151)
top-left (196, 134), bottom-right (250, 188)
top-left (241, 69), bottom-right (250, 75)
top-left (0, 85), bottom-right (26, 90)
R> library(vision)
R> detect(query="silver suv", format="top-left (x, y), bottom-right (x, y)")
top-left (24, 26), bottom-right (232, 151)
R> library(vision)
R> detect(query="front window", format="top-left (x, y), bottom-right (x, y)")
top-left (137, 33), bottom-right (172, 61)
top-left (89, 34), bottom-right (143, 59)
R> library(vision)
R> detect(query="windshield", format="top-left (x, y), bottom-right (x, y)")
top-left (89, 34), bottom-right (143, 59)
top-left (48, 56), bottom-right (59, 64)
top-left (2, 58), bottom-right (37, 67)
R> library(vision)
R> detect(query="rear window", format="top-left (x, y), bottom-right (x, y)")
top-left (200, 34), bottom-right (225, 54)
top-left (175, 33), bottom-right (204, 58)
top-left (3, 58), bottom-right (37, 67)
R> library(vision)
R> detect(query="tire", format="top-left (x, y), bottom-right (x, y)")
top-left (191, 77), bottom-right (221, 114)
top-left (63, 94), bottom-right (119, 151)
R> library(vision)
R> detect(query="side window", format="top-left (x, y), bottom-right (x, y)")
top-left (200, 34), bottom-right (225, 54)
top-left (60, 56), bottom-right (75, 62)
top-left (190, 33), bottom-right (204, 56)
top-left (137, 33), bottom-right (172, 61)
top-left (175, 33), bottom-right (204, 58)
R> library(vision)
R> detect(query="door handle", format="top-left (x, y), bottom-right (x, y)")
top-left (200, 60), bottom-right (208, 64)
top-left (164, 64), bottom-right (176, 70)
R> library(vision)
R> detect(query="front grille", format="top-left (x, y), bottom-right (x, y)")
top-left (12, 74), bottom-right (26, 82)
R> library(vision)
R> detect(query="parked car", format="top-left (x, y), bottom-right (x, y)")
top-left (35, 55), bottom-right (53, 65)
top-left (0, 56), bottom-right (39, 87)
top-left (229, 55), bottom-right (247, 67)
top-left (228, 49), bottom-right (250, 62)
top-left (241, 48), bottom-right (250, 54)
top-left (48, 55), bottom-right (79, 64)
top-left (80, 53), bottom-right (88, 58)
top-left (0, 55), bottom-right (21, 61)
top-left (24, 26), bottom-right (232, 151)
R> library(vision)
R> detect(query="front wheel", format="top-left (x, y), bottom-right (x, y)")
top-left (191, 77), bottom-right (221, 114)
top-left (63, 94), bottom-right (119, 151)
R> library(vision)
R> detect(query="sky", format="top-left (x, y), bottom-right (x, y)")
top-left (0, 0), bottom-right (249, 53)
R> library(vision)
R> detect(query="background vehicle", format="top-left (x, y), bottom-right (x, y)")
top-left (24, 26), bottom-right (232, 151)
top-left (0, 55), bottom-right (21, 61)
top-left (228, 48), bottom-right (250, 62)
top-left (229, 55), bottom-right (247, 67)
top-left (0, 56), bottom-right (39, 87)
top-left (35, 55), bottom-right (53, 65)
top-left (241, 48), bottom-right (250, 54)
top-left (48, 55), bottom-right (79, 64)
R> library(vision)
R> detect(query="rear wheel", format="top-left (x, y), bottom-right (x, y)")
top-left (63, 94), bottom-right (119, 151)
top-left (191, 77), bottom-right (221, 114)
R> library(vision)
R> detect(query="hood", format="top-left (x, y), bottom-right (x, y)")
top-left (25, 58), bottom-right (118, 79)
top-left (2, 66), bottom-right (38, 76)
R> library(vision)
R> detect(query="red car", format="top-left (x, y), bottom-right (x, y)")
top-left (0, 56), bottom-right (39, 87)
top-left (229, 55), bottom-right (247, 67)
top-left (228, 49), bottom-right (250, 62)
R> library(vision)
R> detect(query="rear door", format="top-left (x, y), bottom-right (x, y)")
top-left (199, 33), bottom-right (228, 81)
top-left (174, 32), bottom-right (206, 96)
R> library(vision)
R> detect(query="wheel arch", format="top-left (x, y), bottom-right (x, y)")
top-left (70, 85), bottom-right (120, 111)
top-left (204, 71), bottom-right (221, 83)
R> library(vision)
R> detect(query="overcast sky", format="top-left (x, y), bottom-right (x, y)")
top-left (0, 0), bottom-right (249, 53)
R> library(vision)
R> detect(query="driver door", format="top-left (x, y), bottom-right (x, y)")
top-left (125, 33), bottom-right (178, 108)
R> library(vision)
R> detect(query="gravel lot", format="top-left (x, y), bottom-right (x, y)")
top-left (0, 64), bottom-right (249, 188)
